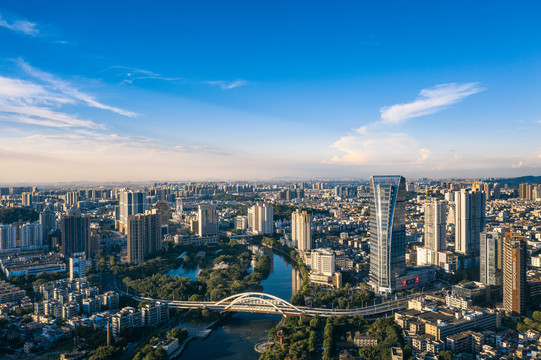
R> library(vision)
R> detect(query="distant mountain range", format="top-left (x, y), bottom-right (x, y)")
top-left (492, 175), bottom-right (541, 185)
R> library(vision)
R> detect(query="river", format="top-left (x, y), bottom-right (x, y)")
top-left (177, 247), bottom-right (301, 360)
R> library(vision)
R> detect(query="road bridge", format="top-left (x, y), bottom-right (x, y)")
top-left (139, 291), bottom-right (415, 317)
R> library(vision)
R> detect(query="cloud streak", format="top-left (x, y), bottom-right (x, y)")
top-left (380, 82), bottom-right (483, 124)
top-left (104, 66), bottom-right (247, 89)
top-left (0, 60), bottom-right (139, 129)
top-left (0, 14), bottom-right (39, 36)
top-left (203, 80), bottom-right (247, 89)
top-left (0, 76), bottom-right (99, 128)
top-left (19, 59), bottom-right (138, 117)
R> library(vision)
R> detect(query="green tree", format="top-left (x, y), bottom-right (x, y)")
top-left (88, 346), bottom-right (121, 360)
top-left (438, 350), bottom-right (454, 360)
top-left (167, 328), bottom-right (188, 342)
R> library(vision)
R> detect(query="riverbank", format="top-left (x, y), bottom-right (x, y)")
top-left (170, 316), bottom-right (225, 359)
top-left (177, 250), bottom-right (297, 359)
top-left (259, 243), bottom-right (298, 266)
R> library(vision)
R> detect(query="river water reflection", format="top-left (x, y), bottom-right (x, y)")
top-left (180, 248), bottom-right (300, 360)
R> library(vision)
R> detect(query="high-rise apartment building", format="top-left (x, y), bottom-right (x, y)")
top-left (480, 231), bottom-right (502, 286)
top-left (503, 233), bottom-right (527, 316)
top-left (20, 223), bottom-right (43, 247)
top-left (61, 215), bottom-right (90, 258)
top-left (118, 190), bottom-right (147, 231)
top-left (455, 189), bottom-right (486, 257)
top-left (533, 186), bottom-right (541, 201)
top-left (519, 183), bottom-right (533, 200)
top-left (154, 200), bottom-right (170, 227)
top-left (425, 199), bottom-right (447, 251)
top-left (235, 216), bottom-right (248, 230)
top-left (66, 191), bottom-right (79, 207)
top-left (127, 212), bottom-right (161, 264)
top-left (248, 203), bottom-right (274, 234)
top-left (0, 224), bottom-right (16, 249)
top-left (198, 204), bottom-right (219, 237)
top-left (369, 175), bottom-right (406, 293)
top-left (492, 183), bottom-right (501, 200)
top-left (291, 210), bottom-right (312, 251)
top-left (69, 256), bottom-right (86, 280)
top-left (21, 192), bottom-right (33, 207)
top-left (306, 248), bottom-right (335, 276)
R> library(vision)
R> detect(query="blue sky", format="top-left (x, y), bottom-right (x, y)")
top-left (1, 1), bottom-right (541, 182)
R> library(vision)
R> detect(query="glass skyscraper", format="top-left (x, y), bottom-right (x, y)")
top-left (369, 175), bottom-right (406, 293)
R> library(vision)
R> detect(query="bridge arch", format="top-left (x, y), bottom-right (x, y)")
top-left (214, 292), bottom-right (303, 315)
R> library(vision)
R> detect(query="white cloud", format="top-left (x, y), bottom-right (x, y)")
top-left (414, 148), bottom-right (431, 164)
top-left (0, 76), bottom-right (99, 128)
top-left (325, 125), bottom-right (421, 165)
top-left (326, 82), bottom-right (484, 169)
top-left (380, 82), bottom-right (483, 124)
top-left (104, 65), bottom-right (248, 90)
top-left (203, 80), bottom-right (247, 89)
top-left (511, 160), bottom-right (524, 168)
top-left (19, 59), bottom-right (138, 117)
top-left (0, 60), bottom-right (139, 129)
top-left (0, 15), bottom-right (39, 36)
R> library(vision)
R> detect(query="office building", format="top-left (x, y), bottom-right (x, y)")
top-left (198, 204), bottom-right (218, 237)
top-left (61, 215), bottom-right (90, 258)
top-left (480, 231), bottom-right (502, 286)
top-left (39, 210), bottom-right (57, 241)
top-left (291, 210), bottom-right (312, 251)
top-left (503, 233), bottom-right (527, 316)
top-left (0, 224), bottom-right (17, 249)
top-left (69, 256), bottom-right (86, 280)
top-left (248, 203), bottom-right (274, 234)
top-left (127, 212), bottom-right (161, 263)
top-left (118, 190), bottom-right (147, 231)
top-left (369, 175), bottom-right (406, 293)
top-left (425, 199), bottom-right (447, 251)
top-left (455, 189), bottom-right (486, 257)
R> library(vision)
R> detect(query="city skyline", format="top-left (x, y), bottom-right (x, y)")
top-left (1, 2), bottom-right (541, 182)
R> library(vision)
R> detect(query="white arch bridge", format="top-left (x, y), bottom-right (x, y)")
top-left (140, 292), bottom-right (412, 317)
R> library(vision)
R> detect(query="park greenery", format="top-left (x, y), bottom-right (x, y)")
top-left (122, 242), bottom-right (272, 302)
top-left (0, 207), bottom-right (39, 224)
top-left (516, 311), bottom-right (541, 332)
top-left (72, 325), bottom-right (147, 360)
top-left (260, 315), bottom-right (410, 360)
top-left (259, 315), bottom-right (323, 360)
top-left (88, 346), bottom-right (123, 360)
top-left (166, 327), bottom-right (188, 342)
top-left (130, 327), bottom-right (188, 360)
top-left (297, 284), bottom-right (376, 309)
